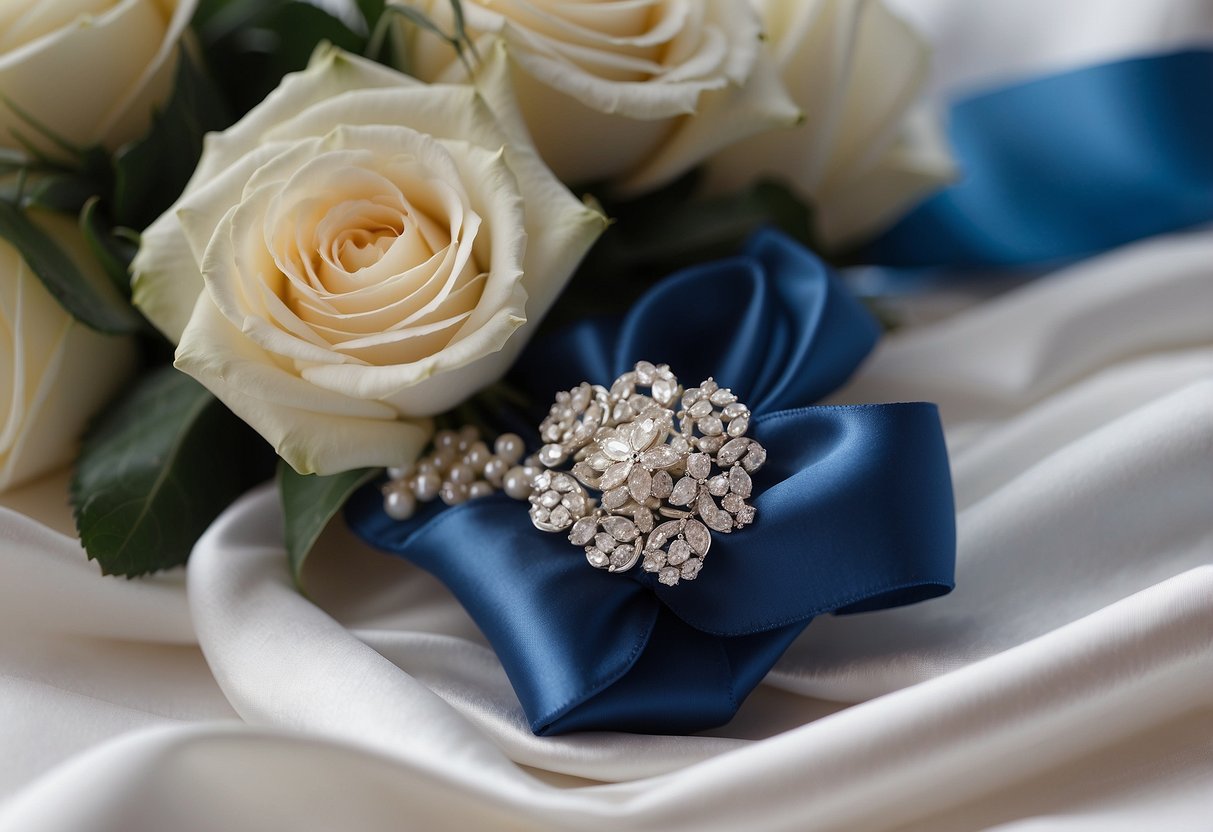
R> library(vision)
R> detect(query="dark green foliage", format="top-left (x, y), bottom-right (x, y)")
top-left (72, 367), bottom-right (275, 577)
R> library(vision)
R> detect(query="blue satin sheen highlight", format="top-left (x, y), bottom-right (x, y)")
top-left (348, 230), bottom-right (956, 735)
top-left (869, 49), bottom-right (1213, 267)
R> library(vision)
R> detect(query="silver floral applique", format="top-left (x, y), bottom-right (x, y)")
top-left (527, 361), bottom-right (767, 586)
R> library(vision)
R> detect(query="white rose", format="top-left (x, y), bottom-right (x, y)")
top-left (705, 0), bottom-right (955, 248)
top-left (0, 0), bottom-right (197, 153)
top-left (131, 45), bottom-right (606, 476)
top-left (0, 211), bottom-right (136, 492)
top-left (393, 0), bottom-right (800, 192)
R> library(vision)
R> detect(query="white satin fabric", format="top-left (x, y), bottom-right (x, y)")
top-left (2, 221), bottom-right (1210, 830)
top-left (885, 0), bottom-right (1213, 98)
top-left (5, 0), bottom-right (1213, 823)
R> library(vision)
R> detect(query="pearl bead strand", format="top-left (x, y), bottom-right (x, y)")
top-left (381, 427), bottom-right (536, 521)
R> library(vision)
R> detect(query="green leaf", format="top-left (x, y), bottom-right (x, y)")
top-left (200, 1), bottom-right (365, 117)
top-left (72, 367), bottom-right (276, 577)
top-left (279, 462), bottom-right (377, 586)
top-left (542, 175), bottom-right (814, 332)
top-left (613, 179), bottom-right (812, 265)
top-left (80, 196), bottom-right (137, 298)
top-left (111, 49), bottom-right (231, 229)
top-left (195, 0), bottom-right (290, 42)
top-left (0, 199), bottom-right (141, 334)
top-left (355, 0), bottom-right (385, 30)
top-left (259, 4), bottom-right (366, 74)
top-left (23, 172), bottom-right (97, 213)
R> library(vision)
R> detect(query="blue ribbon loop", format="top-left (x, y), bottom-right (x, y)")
top-left (347, 230), bottom-right (956, 735)
top-left (868, 49), bottom-right (1213, 268)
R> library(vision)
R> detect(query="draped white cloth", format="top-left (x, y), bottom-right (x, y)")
top-left (3, 224), bottom-right (1210, 831)
top-left (4, 1), bottom-right (1213, 829)
top-left (886, 0), bottom-right (1213, 97)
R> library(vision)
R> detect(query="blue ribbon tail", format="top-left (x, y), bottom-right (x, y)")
top-left (869, 49), bottom-right (1213, 267)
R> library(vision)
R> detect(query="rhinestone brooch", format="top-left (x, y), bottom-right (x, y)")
top-left (382, 361), bottom-right (767, 586)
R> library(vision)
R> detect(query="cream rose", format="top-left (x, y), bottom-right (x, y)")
top-left (0, 211), bottom-right (136, 492)
top-left (0, 0), bottom-right (197, 155)
top-left (131, 45), bottom-right (605, 476)
top-left (705, 0), bottom-right (955, 248)
top-left (392, 0), bottom-right (799, 192)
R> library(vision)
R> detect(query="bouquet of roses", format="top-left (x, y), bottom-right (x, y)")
top-left (0, 0), bottom-right (958, 734)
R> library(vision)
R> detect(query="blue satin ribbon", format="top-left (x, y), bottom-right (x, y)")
top-left (868, 49), bottom-right (1213, 267)
top-left (347, 230), bottom-right (956, 735)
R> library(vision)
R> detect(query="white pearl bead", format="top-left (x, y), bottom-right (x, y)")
top-left (440, 482), bottom-right (469, 505)
top-left (412, 471), bottom-right (441, 501)
top-left (386, 464), bottom-right (413, 482)
top-left (448, 463), bottom-right (475, 485)
top-left (435, 430), bottom-right (458, 451)
top-left (483, 457), bottom-right (507, 487)
top-left (464, 441), bottom-right (491, 471)
top-left (459, 425), bottom-right (480, 446)
top-left (494, 433), bottom-right (525, 465)
top-left (384, 489), bottom-right (416, 520)
top-left (431, 447), bottom-right (456, 470)
top-left (468, 481), bottom-right (495, 500)
top-left (503, 466), bottom-right (534, 500)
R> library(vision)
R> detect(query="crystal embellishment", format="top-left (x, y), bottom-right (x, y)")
top-left (524, 362), bottom-right (766, 586)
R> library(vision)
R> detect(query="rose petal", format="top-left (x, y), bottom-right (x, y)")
top-left (619, 42), bottom-right (800, 194)
top-left (176, 297), bottom-right (428, 474)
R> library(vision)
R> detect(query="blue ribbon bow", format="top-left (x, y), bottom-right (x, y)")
top-left (347, 230), bottom-right (956, 735)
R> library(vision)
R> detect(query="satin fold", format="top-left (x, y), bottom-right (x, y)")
top-left (869, 49), bottom-right (1213, 267)
top-left (348, 230), bottom-right (956, 734)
